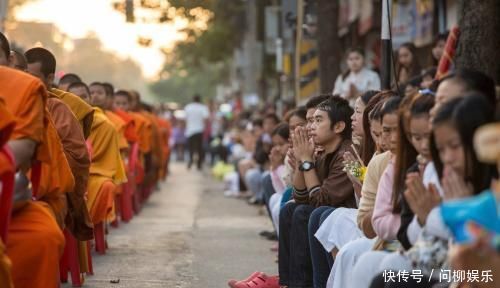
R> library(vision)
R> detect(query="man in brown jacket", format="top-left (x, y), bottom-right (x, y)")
top-left (278, 95), bottom-right (356, 288)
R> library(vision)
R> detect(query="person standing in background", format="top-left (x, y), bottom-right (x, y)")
top-left (184, 94), bottom-right (209, 170)
top-left (333, 48), bottom-right (381, 107)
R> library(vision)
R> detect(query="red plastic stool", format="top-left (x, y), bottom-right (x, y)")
top-left (110, 193), bottom-right (121, 228)
top-left (59, 229), bottom-right (83, 286)
top-left (120, 182), bottom-right (134, 222)
top-left (86, 241), bottom-right (94, 275)
top-left (94, 222), bottom-right (106, 255)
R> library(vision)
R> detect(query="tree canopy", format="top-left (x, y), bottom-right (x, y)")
top-left (149, 0), bottom-right (246, 103)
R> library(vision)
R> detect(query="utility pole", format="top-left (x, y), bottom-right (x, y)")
top-left (380, 0), bottom-right (393, 89)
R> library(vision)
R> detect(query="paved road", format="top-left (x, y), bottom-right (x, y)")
top-left (64, 163), bottom-right (277, 288)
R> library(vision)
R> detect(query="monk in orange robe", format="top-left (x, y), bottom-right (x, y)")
top-left (0, 99), bottom-right (15, 288)
top-left (142, 109), bottom-right (162, 188)
top-left (113, 90), bottom-right (148, 211)
top-left (89, 82), bottom-right (129, 222)
top-left (156, 115), bottom-right (172, 180)
top-left (0, 64), bottom-right (65, 288)
top-left (23, 48), bottom-right (93, 240)
top-left (47, 98), bottom-right (93, 239)
top-left (68, 82), bottom-right (127, 225)
top-left (128, 91), bottom-right (158, 201)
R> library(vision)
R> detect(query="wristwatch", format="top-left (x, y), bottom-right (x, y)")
top-left (299, 161), bottom-right (315, 172)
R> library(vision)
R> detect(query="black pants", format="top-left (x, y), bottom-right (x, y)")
top-left (187, 132), bottom-right (204, 169)
top-left (279, 202), bottom-right (315, 288)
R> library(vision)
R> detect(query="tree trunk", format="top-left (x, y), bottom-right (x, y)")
top-left (317, 0), bottom-right (340, 93)
top-left (455, 0), bottom-right (500, 83)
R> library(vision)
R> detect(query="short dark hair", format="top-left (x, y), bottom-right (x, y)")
top-left (59, 73), bottom-right (82, 85)
top-left (441, 68), bottom-right (496, 107)
top-left (316, 95), bottom-right (353, 140)
top-left (58, 73), bottom-right (83, 87)
top-left (114, 90), bottom-right (132, 102)
top-left (11, 50), bottom-right (27, 70)
top-left (360, 90), bottom-right (380, 105)
top-left (271, 123), bottom-right (290, 140)
top-left (102, 82), bottom-right (114, 96)
top-left (291, 106), bottom-right (307, 121)
top-left (0, 32), bottom-right (10, 58)
top-left (25, 47), bottom-right (56, 77)
top-left (89, 81), bottom-right (107, 92)
top-left (252, 118), bottom-right (263, 128)
top-left (193, 94), bottom-right (201, 102)
top-left (305, 94), bottom-right (332, 110)
top-left (67, 81), bottom-right (90, 94)
top-left (346, 47), bottom-right (365, 58)
top-left (264, 113), bottom-right (280, 124)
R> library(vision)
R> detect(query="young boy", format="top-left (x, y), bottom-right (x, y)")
top-left (278, 95), bottom-right (356, 288)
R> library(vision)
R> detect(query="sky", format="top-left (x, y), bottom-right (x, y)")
top-left (14, 0), bottom-right (196, 78)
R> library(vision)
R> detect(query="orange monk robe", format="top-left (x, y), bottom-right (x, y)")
top-left (49, 88), bottom-right (94, 139)
top-left (87, 108), bottom-right (127, 224)
top-left (113, 109), bottom-right (141, 205)
top-left (0, 100), bottom-right (15, 288)
top-left (104, 110), bottom-right (129, 221)
top-left (47, 98), bottom-right (93, 241)
top-left (156, 117), bottom-right (172, 179)
top-left (129, 112), bottom-right (152, 155)
top-left (34, 112), bottom-right (74, 228)
top-left (128, 112), bottom-right (151, 184)
top-left (105, 110), bottom-right (129, 150)
top-left (0, 66), bottom-right (65, 288)
top-left (144, 113), bottom-right (163, 183)
top-left (114, 109), bottom-right (139, 143)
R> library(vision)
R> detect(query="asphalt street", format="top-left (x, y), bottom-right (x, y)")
top-left (63, 162), bottom-right (277, 288)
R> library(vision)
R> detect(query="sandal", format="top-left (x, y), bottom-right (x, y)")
top-left (228, 271), bottom-right (262, 288)
top-left (233, 274), bottom-right (279, 288)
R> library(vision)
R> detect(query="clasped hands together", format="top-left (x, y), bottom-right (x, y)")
top-left (405, 165), bottom-right (473, 226)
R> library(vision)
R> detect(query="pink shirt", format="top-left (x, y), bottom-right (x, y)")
top-left (371, 160), bottom-right (401, 240)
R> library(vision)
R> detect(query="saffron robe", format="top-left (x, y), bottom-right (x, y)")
top-left (0, 66), bottom-right (65, 288)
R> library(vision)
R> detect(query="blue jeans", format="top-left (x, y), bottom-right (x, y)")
top-left (309, 206), bottom-right (335, 288)
top-left (278, 203), bottom-right (316, 287)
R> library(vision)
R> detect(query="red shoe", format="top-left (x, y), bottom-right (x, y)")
top-left (234, 274), bottom-right (279, 288)
top-left (228, 272), bottom-right (262, 288)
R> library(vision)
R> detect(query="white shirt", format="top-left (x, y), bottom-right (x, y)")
top-left (406, 162), bottom-right (450, 245)
top-left (184, 102), bottom-right (209, 137)
top-left (332, 67), bottom-right (381, 107)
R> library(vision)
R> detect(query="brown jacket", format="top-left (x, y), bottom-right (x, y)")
top-left (294, 139), bottom-right (356, 208)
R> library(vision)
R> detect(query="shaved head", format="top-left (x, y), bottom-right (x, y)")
top-left (10, 50), bottom-right (27, 71)
top-left (59, 73), bottom-right (82, 91)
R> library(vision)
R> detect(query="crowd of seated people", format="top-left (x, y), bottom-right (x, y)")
top-left (223, 40), bottom-right (499, 288)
